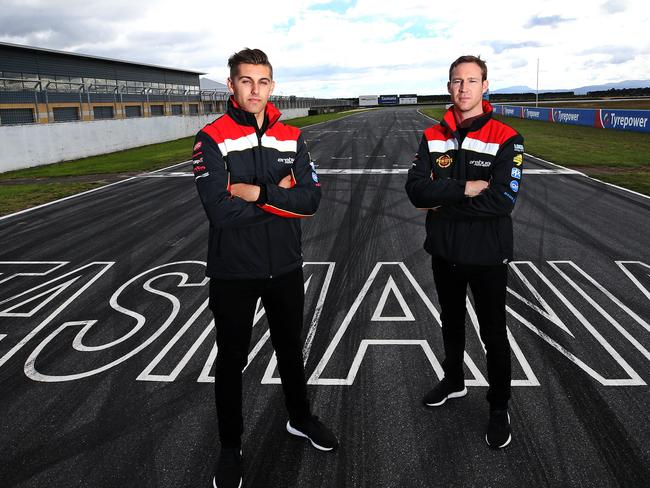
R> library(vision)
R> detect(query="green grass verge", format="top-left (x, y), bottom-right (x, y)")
top-left (595, 172), bottom-right (650, 196)
top-left (0, 109), bottom-right (373, 216)
top-left (0, 182), bottom-right (105, 216)
top-left (419, 107), bottom-right (650, 195)
top-left (419, 107), bottom-right (446, 121)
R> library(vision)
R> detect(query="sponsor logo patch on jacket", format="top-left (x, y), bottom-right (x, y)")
top-left (193, 157), bottom-right (208, 179)
top-left (513, 154), bottom-right (523, 166)
top-left (510, 180), bottom-right (519, 192)
top-left (511, 167), bottom-right (522, 179)
top-left (469, 160), bottom-right (491, 167)
top-left (514, 144), bottom-right (524, 153)
top-left (278, 157), bottom-right (294, 164)
top-left (436, 154), bottom-right (453, 168)
top-left (193, 141), bottom-right (202, 151)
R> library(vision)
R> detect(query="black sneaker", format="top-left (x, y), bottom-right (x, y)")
top-left (422, 379), bottom-right (467, 407)
top-left (212, 448), bottom-right (242, 488)
top-left (286, 416), bottom-right (338, 451)
top-left (485, 409), bottom-right (512, 449)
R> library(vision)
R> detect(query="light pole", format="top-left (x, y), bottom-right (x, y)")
top-left (536, 58), bottom-right (539, 107)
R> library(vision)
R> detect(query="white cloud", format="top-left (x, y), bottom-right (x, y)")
top-left (601, 0), bottom-right (628, 14)
top-left (0, 0), bottom-right (648, 97)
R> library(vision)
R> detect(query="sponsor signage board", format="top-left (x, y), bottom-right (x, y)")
top-left (378, 94), bottom-right (399, 105)
top-left (599, 109), bottom-right (650, 133)
top-left (551, 108), bottom-right (596, 126)
top-left (524, 107), bottom-right (552, 121)
top-left (496, 104), bottom-right (650, 134)
top-left (399, 94), bottom-right (418, 105)
top-left (502, 105), bottom-right (524, 118)
top-left (359, 95), bottom-right (378, 107)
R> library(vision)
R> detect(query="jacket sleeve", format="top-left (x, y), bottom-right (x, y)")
top-left (257, 134), bottom-right (321, 218)
top-left (192, 130), bottom-right (273, 229)
top-left (438, 133), bottom-right (524, 219)
top-left (405, 135), bottom-right (466, 208)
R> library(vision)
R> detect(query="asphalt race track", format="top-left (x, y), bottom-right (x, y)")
top-left (1, 107), bottom-right (649, 488)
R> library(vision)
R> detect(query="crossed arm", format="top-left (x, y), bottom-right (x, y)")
top-left (405, 133), bottom-right (523, 218)
top-left (229, 174), bottom-right (293, 202)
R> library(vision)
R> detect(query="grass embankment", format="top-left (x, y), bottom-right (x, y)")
top-left (0, 109), bottom-right (369, 216)
top-left (419, 107), bottom-right (650, 196)
top-left (0, 183), bottom-right (101, 216)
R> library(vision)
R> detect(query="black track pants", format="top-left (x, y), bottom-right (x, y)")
top-left (432, 258), bottom-right (511, 410)
top-left (209, 266), bottom-right (311, 448)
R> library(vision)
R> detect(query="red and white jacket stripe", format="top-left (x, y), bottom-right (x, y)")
top-left (193, 98), bottom-right (321, 279)
top-left (405, 101), bottom-right (525, 265)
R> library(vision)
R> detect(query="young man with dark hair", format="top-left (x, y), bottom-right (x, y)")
top-left (193, 47), bottom-right (337, 488)
top-left (405, 55), bottom-right (524, 449)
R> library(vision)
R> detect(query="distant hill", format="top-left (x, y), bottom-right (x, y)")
top-left (572, 79), bottom-right (650, 95)
top-left (490, 85), bottom-right (534, 94)
top-left (491, 85), bottom-right (571, 94)
top-left (491, 79), bottom-right (650, 95)
top-left (199, 77), bottom-right (229, 92)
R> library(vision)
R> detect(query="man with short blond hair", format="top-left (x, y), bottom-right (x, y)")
top-left (193, 47), bottom-right (337, 488)
top-left (406, 55), bottom-right (524, 449)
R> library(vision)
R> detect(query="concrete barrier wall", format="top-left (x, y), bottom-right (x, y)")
top-left (0, 107), bottom-right (309, 173)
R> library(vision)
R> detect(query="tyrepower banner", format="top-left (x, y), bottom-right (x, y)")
top-left (523, 107), bottom-right (552, 121)
top-left (499, 105), bottom-right (524, 118)
top-left (551, 108), bottom-right (596, 126)
top-left (597, 109), bottom-right (650, 133)
top-left (493, 104), bottom-right (650, 133)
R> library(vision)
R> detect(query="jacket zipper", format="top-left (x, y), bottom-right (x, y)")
top-left (256, 130), bottom-right (274, 279)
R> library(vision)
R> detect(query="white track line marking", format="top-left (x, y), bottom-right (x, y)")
top-left (0, 159), bottom-right (193, 221)
top-left (133, 168), bottom-right (587, 176)
top-left (130, 168), bottom-right (593, 177)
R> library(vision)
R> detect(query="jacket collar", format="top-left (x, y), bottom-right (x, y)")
top-left (442, 99), bottom-right (493, 133)
top-left (227, 96), bottom-right (282, 132)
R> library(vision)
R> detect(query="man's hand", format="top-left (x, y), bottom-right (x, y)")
top-left (464, 180), bottom-right (489, 197)
top-left (230, 183), bottom-right (260, 202)
top-left (278, 174), bottom-right (293, 189)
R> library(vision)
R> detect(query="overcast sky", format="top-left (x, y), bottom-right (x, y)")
top-left (1, 0), bottom-right (648, 98)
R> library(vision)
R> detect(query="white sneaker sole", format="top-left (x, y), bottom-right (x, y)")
top-left (424, 387), bottom-right (468, 407)
top-left (213, 476), bottom-right (242, 488)
top-left (213, 450), bottom-right (243, 488)
top-left (286, 421), bottom-right (335, 451)
top-left (486, 412), bottom-right (512, 448)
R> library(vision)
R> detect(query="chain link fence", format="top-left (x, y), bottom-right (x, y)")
top-left (0, 78), bottom-right (352, 126)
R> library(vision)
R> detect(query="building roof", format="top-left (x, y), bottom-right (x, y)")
top-left (0, 41), bottom-right (206, 75)
top-left (199, 78), bottom-right (229, 92)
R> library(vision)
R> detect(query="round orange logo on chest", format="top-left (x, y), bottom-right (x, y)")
top-left (436, 154), bottom-right (453, 168)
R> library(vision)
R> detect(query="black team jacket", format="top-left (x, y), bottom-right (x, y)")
top-left (193, 98), bottom-right (321, 279)
top-left (405, 100), bottom-right (525, 266)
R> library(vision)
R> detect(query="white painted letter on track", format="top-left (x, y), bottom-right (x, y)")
top-left (507, 261), bottom-right (646, 386)
top-left (0, 262), bottom-right (114, 371)
top-left (308, 262), bottom-right (487, 386)
top-left (23, 261), bottom-right (208, 382)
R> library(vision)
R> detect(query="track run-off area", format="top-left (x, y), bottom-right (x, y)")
top-left (1, 107), bottom-right (648, 488)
